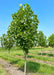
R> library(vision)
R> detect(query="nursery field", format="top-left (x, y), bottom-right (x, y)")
top-left (0, 47), bottom-right (54, 75)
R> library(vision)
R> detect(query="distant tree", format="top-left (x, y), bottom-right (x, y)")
top-left (38, 31), bottom-right (47, 55)
top-left (48, 34), bottom-right (54, 54)
top-left (0, 37), bottom-right (1, 48)
top-left (48, 34), bottom-right (54, 47)
top-left (0, 34), bottom-right (5, 47)
top-left (0, 37), bottom-right (3, 47)
top-left (7, 4), bottom-right (39, 75)
top-left (3, 34), bottom-right (14, 65)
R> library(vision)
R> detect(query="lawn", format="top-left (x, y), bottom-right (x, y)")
top-left (0, 47), bottom-right (54, 75)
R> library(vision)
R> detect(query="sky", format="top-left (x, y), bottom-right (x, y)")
top-left (0, 0), bottom-right (54, 38)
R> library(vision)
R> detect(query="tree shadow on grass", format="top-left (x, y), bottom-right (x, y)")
top-left (26, 61), bottom-right (40, 73)
top-left (18, 61), bottom-right (40, 73)
top-left (38, 53), bottom-right (47, 55)
top-left (28, 55), bottom-right (34, 58)
top-left (10, 59), bottom-right (21, 64)
top-left (38, 52), bottom-right (54, 57)
top-left (48, 54), bottom-right (54, 56)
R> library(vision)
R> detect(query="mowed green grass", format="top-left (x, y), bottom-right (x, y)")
top-left (8, 47), bottom-right (54, 63)
top-left (0, 47), bottom-right (54, 75)
top-left (0, 65), bottom-right (7, 75)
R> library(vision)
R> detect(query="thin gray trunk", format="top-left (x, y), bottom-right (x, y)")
top-left (2, 45), bottom-right (3, 48)
top-left (24, 51), bottom-right (27, 75)
top-left (8, 49), bottom-right (10, 66)
top-left (1, 44), bottom-right (3, 48)
top-left (53, 47), bottom-right (54, 57)
top-left (50, 48), bottom-right (52, 54)
top-left (41, 47), bottom-right (42, 56)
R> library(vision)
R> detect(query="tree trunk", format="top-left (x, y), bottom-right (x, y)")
top-left (53, 47), bottom-right (54, 57)
top-left (41, 47), bottom-right (42, 56)
top-left (24, 51), bottom-right (27, 75)
top-left (1, 42), bottom-right (3, 48)
top-left (50, 48), bottom-right (52, 54)
top-left (8, 49), bottom-right (10, 66)
top-left (1, 44), bottom-right (3, 48)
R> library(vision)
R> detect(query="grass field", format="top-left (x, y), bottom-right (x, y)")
top-left (0, 47), bottom-right (54, 75)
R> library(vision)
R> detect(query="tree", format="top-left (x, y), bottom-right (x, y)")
top-left (3, 34), bottom-right (14, 65)
top-left (0, 37), bottom-right (1, 47)
top-left (0, 37), bottom-right (3, 47)
top-left (0, 34), bottom-right (5, 47)
top-left (38, 31), bottom-right (47, 55)
top-left (48, 34), bottom-right (54, 47)
top-left (48, 34), bottom-right (54, 55)
top-left (7, 4), bottom-right (39, 75)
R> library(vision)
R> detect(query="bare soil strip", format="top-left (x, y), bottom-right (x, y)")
top-left (0, 64), bottom-right (9, 75)
top-left (0, 58), bottom-right (24, 75)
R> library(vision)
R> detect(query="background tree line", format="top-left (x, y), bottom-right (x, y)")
top-left (0, 31), bottom-right (54, 48)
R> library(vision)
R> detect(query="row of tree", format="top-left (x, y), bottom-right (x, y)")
top-left (0, 3), bottom-right (54, 75)
top-left (0, 31), bottom-right (54, 48)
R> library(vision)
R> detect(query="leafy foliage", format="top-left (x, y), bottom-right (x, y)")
top-left (37, 31), bottom-right (47, 47)
top-left (48, 34), bottom-right (54, 47)
top-left (0, 34), bottom-right (5, 47)
top-left (3, 34), bottom-right (14, 50)
top-left (7, 4), bottom-right (39, 53)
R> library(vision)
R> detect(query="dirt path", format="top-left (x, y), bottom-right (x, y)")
top-left (0, 58), bottom-right (24, 75)
top-left (15, 55), bottom-right (54, 66)
top-left (0, 64), bottom-right (8, 75)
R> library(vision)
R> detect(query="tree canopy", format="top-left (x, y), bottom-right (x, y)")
top-left (48, 34), bottom-right (54, 47)
top-left (3, 34), bottom-right (14, 50)
top-left (37, 31), bottom-right (47, 47)
top-left (0, 34), bottom-right (6, 47)
top-left (7, 3), bottom-right (39, 53)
